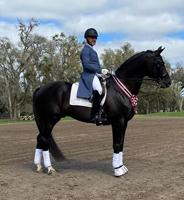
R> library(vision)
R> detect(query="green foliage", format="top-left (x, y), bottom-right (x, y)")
top-left (100, 42), bottom-right (136, 71)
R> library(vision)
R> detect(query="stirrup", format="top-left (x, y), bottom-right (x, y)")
top-left (92, 116), bottom-right (108, 126)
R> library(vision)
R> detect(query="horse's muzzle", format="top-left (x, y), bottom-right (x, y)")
top-left (159, 74), bottom-right (171, 88)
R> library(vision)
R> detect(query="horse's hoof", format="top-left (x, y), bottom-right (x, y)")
top-left (114, 165), bottom-right (128, 177)
top-left (36, 164), bottom-right (43, 173)
top-left (47, 166), bottom-right (56, 176)
top-left (36, 168), bottom-right (43, 173)
top-left (122, 165), bottom-right (128, 173)
top-left (48, 169), bottom-right (56, 176)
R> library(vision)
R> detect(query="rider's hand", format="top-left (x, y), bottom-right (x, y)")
top-left (101, 69), bottom-right (109, 75)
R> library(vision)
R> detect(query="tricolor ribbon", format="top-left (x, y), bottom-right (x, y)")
top-left (112, 74), bottom-right (138, 114)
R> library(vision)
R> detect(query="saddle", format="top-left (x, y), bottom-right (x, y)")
top-left (69, 79), bottom-right (107, 108)
top-left (69, 78), bottom-right (109, 125)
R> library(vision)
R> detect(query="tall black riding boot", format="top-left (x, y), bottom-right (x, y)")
top-left (91, 91), bottom-right (107, 126)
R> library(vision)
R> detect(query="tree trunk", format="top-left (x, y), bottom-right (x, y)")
top-left (179, 98), bottom-right (183, 111)
top-left (146, 102), bottom-right (149, 114)
top-left (4, 73), bottom-right (13, 118)
top-left (13, 97), bottom-right (18, 121)
top-left (157, 99), bottom-right (160, 112)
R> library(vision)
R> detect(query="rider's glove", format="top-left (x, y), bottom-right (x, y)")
top-left (101, 69), bottom-right (109, 75)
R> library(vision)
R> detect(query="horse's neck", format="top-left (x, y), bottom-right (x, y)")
top-left (116, 63), bottom-right (145, 95)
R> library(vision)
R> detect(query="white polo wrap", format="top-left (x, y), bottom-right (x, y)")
top-left (34, 148), bottom-right (42, 164)
top-left (43, 150), bottom-right (51, 167)
top-left (119, 152), bottom-right (123, 166)
top-left (112, 153), bottom-right (120, 168)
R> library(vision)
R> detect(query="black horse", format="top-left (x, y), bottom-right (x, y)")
top-left (33, 46), bottom-right (171, 176)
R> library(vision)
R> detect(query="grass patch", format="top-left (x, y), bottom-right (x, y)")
top-left (0, 120), bottom-right (35, 124)
top-left (136, 111), bottom-right (184, 117)
top-left (0, 117), bottom-right (73, 124)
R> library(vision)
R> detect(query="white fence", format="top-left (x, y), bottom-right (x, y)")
top-left (20, 115), bottom-right (34, 121)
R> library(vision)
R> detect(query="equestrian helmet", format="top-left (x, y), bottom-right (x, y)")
top-left (84, 28), bottom-right (98, 38)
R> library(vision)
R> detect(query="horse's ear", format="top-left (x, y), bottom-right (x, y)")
top-left (155, 46), bottom-right (165, 55)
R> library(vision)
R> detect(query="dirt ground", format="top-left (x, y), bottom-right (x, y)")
top-left (0, 117), bottom-right (183, 200)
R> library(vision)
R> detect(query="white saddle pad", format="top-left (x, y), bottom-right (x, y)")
top-left (70, 82), bottom-right (107, 108)
top-left (70, 83), bottom-right (92, 107)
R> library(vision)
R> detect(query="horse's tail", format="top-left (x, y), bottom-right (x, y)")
top-left (33, 87), bottom-right (41, 128)
top-left (49, 134), bottom-right (66, 161)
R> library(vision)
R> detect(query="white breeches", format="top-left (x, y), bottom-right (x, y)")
top-left (92, 75), bottom-right (102, 95)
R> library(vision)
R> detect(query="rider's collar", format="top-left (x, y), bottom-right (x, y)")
top-left (86, 43), bottom-right (93, 49)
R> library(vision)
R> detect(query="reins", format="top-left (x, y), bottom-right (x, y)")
top-left (115, 77), bottom-right (162, 87)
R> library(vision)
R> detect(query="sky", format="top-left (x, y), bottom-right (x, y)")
top-left (0, 0), bottom-right (184, 68)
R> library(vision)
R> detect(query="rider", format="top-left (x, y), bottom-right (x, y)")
top-left (77, 28), bottom-right (109, 125)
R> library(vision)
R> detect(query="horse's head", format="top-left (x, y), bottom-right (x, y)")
top-left (145, 47), bottom-right (171, 88)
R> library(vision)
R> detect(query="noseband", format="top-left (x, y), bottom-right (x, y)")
top-left (156, 73), bottom-right (168, 89)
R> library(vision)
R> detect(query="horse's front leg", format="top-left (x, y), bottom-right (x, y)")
top-left (111, 118), bottom-right (128, 177)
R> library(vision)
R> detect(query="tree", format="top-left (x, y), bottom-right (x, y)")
top-left (0, 19), bottom-right (83, 119)
top-left (101, 42), bottom-right (136, 71)
top-left (171, 62), bottom-right (184, 111)
top-left (40, 33), bottom-right (83, 83)
top-left (0, 19), bottom-right (42, 119)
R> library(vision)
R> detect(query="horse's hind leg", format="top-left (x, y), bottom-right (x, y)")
top-left (34, 119), bottom-right (57, 175)
top-left (34, 144), bottom-right (43, 173)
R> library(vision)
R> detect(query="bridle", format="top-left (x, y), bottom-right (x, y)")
top-left (153, 52), bottom-right (169, 88)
